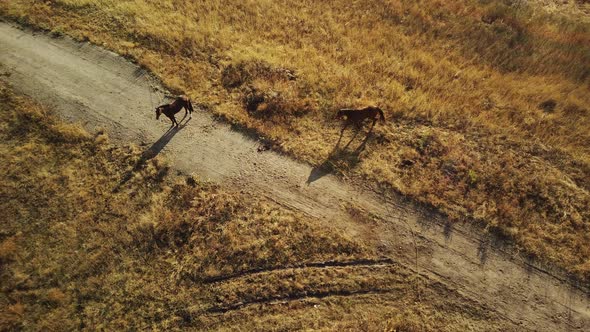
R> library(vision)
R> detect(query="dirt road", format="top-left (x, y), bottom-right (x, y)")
top-left (1, 21), bottom-right (588, 331)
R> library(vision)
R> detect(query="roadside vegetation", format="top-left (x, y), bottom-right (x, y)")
top-left (1, 0), bottom-right (589, 281)
top-left (0, 80), bottom-right (513, 330)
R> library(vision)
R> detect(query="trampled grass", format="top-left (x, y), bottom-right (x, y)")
top-left (0, 81), bottom-right (513, 330)
top-left (1, 0), bottom-right (589, 280)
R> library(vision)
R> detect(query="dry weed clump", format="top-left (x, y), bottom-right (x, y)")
top-left (1, 0), bottom-right (589, 279)
top-left (222, 60), bottom-right (314, 125)
top-left (0, 81), bottom-right (511, 330)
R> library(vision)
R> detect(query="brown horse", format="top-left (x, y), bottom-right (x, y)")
top-left (336, 106), bottom-right (385, 131)
top-left (155, 95), bottom-right (194, 127)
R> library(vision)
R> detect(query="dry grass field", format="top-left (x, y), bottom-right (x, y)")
top-left (0, 80), bottom-right (516, 330)
top-left (1, 0), bottom-right (589, 283)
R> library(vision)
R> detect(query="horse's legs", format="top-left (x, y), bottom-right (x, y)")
top-left (331, 124), bottom-right (346, 153)
top-left (179, 108), bottom-right (188, 124)
top-left (168, 115), bottom-right (178, 127)
top-left (340, 121), bottom-right (349, 135)
top-left (336, 127), bottom-right (344, 146)
top-left (344, 125), bottom-right (361, 149)
top-left (356, 133), bottom-right (370, 153)
top-left (351, 126), bottom-right (361, 140)
top-left (186, 104), bottom-right (192, 119)
top-left (369, 118), bottom-right (377, 132)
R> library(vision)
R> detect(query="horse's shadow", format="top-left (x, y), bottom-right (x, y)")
top-left (306, 121), bottom-right (375, 185)
top-left (113, 118), bottom-right (191, 192)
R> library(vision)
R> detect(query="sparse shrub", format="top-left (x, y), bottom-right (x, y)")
top-left (0, 302), bottom-right (24, 331)
top-left (242, 85), bottom-right (313, 122)
top-left (220, 59), bottom-right (311, 123)
top-left (0, 237), bottom-right (17, 264)
top-left (243, 86), bottom-right (266, 112)
top-left (50, 27), bottom-right (63, 37)
top-left (468, 169), bottom-right (478, 186)
top-left (414, 131), bottom-right (447, 157)
top-left (539, 99), bottom-right (557, 113)
top-left (222, 60), bottom-right (296, 90)
top-left (388, 319), bottom-right (423, 332)
top-left (481, 2), bottom-right (510, 25)
top-left (45, 288), bottom-right (69, 307)
top-left (221, 63), bottom-right (251, 89)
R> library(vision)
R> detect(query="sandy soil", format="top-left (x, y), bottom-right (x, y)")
top-left (1, 20), bottom-right (588, 331)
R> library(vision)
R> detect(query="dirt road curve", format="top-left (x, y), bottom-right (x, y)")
top-left (1, 21), bottom-right (588, 331)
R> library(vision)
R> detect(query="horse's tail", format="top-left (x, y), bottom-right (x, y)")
top-left (377, 107), bottom-right (385, 121)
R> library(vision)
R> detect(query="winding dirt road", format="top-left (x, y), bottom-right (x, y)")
top-left (1, 21), bottom-right (588, 331)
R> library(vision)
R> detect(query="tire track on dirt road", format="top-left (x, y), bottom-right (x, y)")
top-left (1, 21), bottom-right (588, 331)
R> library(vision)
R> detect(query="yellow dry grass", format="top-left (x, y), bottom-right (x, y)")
top-left (1, 0), bottom-right (589, 279)
top-left (0, 80), bottom-right (513, 330)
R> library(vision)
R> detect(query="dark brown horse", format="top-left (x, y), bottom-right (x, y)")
top-left (155, 95), bottom-right (195, 127)
top-left (336, 106), bottom-right (385, 131)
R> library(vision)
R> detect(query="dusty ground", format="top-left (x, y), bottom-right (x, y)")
top-left (0, 21), bottom-right (589, 330)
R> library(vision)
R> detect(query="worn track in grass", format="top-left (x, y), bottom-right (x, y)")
top-left (202, 258), bottom-right (396, 284)
top-left (1, 21), bottom-right (589, 331)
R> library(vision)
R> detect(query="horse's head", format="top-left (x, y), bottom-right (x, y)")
top-left (155, 107), bottom-right (162, 120)
top-left (335, 110), bottom-right (345, 119)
